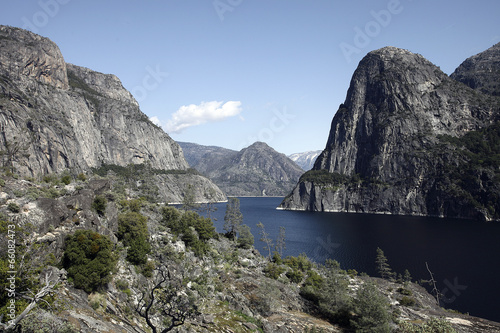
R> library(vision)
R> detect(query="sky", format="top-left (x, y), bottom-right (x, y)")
top-left (1, 1), bottom-right (500, 155)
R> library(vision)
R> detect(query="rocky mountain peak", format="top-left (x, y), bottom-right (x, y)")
top-left (282, 44), bottom-right (500, 220)
top-left (451, 42), bottom-right (500, 96)
top-left (0, 25), bottom-right (225, 203)
top-left (0, 25), bottom-right (68, 90)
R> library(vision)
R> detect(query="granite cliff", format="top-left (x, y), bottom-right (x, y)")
top-left (180, 141), bottom-right (304, 196)
top-left (280, 45), bottom-right (500, 220)
top-left (0, 26), bottom-right (225, 203)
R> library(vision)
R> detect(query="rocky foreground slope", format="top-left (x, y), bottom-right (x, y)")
top-left (0, 25), bottom-right (225, 203)
top-left (1, 173), bottom-right (500, 332)
top-left (280, 44), bottom-right (500, 221)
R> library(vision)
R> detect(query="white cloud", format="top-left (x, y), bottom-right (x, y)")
top-left (149, 116), bottom-right (162, 127)
top-left (165, 101), bottom-right (242, 133)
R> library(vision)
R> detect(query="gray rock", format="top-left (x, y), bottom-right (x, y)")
top-left (280, 46), bottom-right (500, 220)
top-left (0, 25), bottom-right (224, 202)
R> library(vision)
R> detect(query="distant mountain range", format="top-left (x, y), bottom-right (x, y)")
top-left (288, 150), bottom-right (322, 171)
top-left (178, 141), bottom-right (304, 196)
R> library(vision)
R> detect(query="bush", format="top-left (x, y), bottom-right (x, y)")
top-left (61, 174), bottom-right (71, 185)
top-left (283, 253), bottom-right (313, 272)
top-left (351, 283), bottom-right (391, 333)
top-left (399, 296), bottom-right (416, 307)
top-left (237, 224), bottom-right (254, 249)
top-left (7, 202), bottom-right (20, 213)
top-left (263, 262), bottom-right (286, 280)
top-left (117, 211), bottom-right (151, 265)
top-left (62, 230), bottom-right (117, 293)
top-left (161, 207), bottom-right (217, 256)
top-left (286, 269), bottom-right (304, 284)
top-left (399, 317), bottom-right (457, 333)
top-left (92, 195), bottom-right (107, 216)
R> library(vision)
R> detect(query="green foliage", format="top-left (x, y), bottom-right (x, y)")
top-left (115, 279), bottom-right (129, 291)
top-left (181, 184), bottom-right (199, 211)
top-left (117, 211), bottom-right (151, 265)
top-left (18, 309), bottom-right (78, 333)
top-left (375, 248), bottom-right (394, 281)
top-left (224, 197), bottom-right (243, 240)
top-left (92, 195), bottom-right (107, 216)
top-left (92, 163), bottom-right (197, 202)
top-left (60, 174), bottom-right (72, 185)
top-left (437, 121), bottom-right (500, 219)
top-left (263, 262), bottom-right (286, 280)
top-left (283, 253), bottom-right (313, 272)
top-left (161, 206), bottom-right (217, 257)
top-left (351, 283), bottom-right (391, 333)
top-left (237, 224), bottom-right (254, 249)
top-left (62, 230), bottom-right (117, 293)
top-left (304, 269), bottom-right (324, 290)
top-left (398, 317), bottom-right (457, 333)
top-left (299, 170), bottom-right (350, 186)
top-left (286, 269), bottom-right (304, 283)
top-left (7, 202), bottom-right (20, 213)
top-left (77, 173), bottom-right (87, 181)
top-left (399, 296), bottom-right (416, 307)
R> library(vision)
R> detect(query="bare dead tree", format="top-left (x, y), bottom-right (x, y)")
top-left (135, 265), bottom-right (199, 333)
top-left (0, 270), bottom-right (61, 332)
top-left (425, 262), bottom-right (440, 305)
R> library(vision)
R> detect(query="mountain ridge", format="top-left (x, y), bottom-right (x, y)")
top-left (280, 45), bottom-right (500, 220)
top-left (0, 25), bottom-right (225, 203)
top-left (179, 141), bottom-right (304, 196)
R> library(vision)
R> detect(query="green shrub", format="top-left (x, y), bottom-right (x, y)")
top-left (399, 296), bottom-right (416, 307)
top-left (283, 253), bottom-right (313, 272)
top-left (237, 224), bottom-right (254, 249)
top-left (61, 174), bottom-right (71, 185)
top-left (7, 202), bottom-right (20, 213)
top-left (117, 211), bottom-right (151, 265)
top-left (62, 230), bottom-right (117, 293)
top-left (351, 283), bottom-right (391, 333)
top-left (92, 195), bottom-right (107, 216)
top-left (399, 317), bottom-right (456, 333)
top-left (286, 269), bottom-right (304, 284)
top-left (397, 287), bottom-right (413, 296)
top-left (161, 207), bottom-right (216, 256)
top-left (115, 279), bottom-right (129, 291)
top-left (263, 262), bottom-right (286, 280)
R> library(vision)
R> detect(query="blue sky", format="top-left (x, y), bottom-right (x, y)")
top-left (1, 1), bottom-right (499, 155)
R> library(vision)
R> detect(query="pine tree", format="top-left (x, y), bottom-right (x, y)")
top-left (224, 197), bottom-right (243, 240)
top-left (375, 247), bottom-right (394, 281)
top-left (257, 222), bottom-right (273, 260)
top-left (275, 226), bottom-right (286, 257)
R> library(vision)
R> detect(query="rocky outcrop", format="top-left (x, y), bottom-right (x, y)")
top-left (181, 141), bottom-right (304, 196)
top-left (0, 26), bottom-right (225, 203)
top-left (451, 42), bottom-right (500, 96)
top-left (280, 46), bottom-right (500, 220)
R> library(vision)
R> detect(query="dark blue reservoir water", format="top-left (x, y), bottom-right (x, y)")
top-left (200, 197), bottom-right (500, 323)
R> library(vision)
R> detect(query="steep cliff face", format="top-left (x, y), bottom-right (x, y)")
top-left (0, 26), bottom-right (225, 203)
top-left (451, 42), bottom-right (500, 96)
top-left (280, 46), bottom-right (500, 220)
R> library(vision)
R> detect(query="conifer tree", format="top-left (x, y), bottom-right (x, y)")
top-left (375, 247), bottom-right (394, 281)
top-left (224, 197), bottom-right (243, 240)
